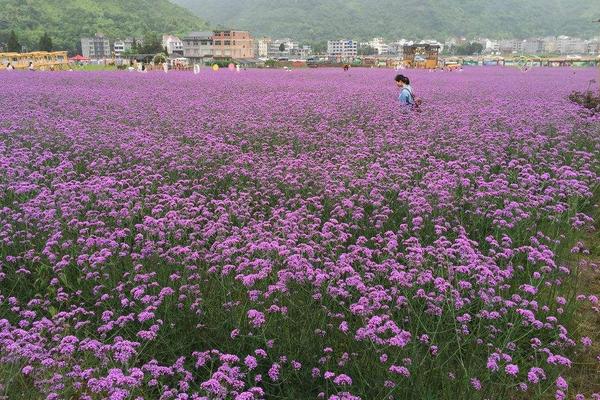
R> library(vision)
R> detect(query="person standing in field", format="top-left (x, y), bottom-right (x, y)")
top-left (5, 62), bottom-right (14, 70)
top-left (28, 62), bottom-right (35, 71)
top-left (395, 74), bottom-right (418, 107)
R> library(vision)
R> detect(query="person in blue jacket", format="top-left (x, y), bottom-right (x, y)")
top-left (395, 74), bottom-right (415, 106)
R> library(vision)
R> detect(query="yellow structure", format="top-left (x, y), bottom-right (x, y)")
top-left (0, 51), bottom-right (69, 71)
top-left (402, 44), bottom-right (440, 69)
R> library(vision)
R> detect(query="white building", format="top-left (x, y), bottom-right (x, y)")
top-left (327, 40), bottom-right (358, 59)
top-left (557, 36), bottom-right (587, 55)
top-left (256, 37), bottom-right (271, 58)
top-left (586, 38), bottom-right (600, 55)
top-left (543, 37), bottom-right (558, 54)
top-left (480, 39), bottom-right (500, 54)
top-left (292, 45), bottom-right (312, 59)
top-left (113, 38), bottom-right (141, 58)
top-left (388, 39), bottom-right (413, 56)
top-left (363, 37), bottom-right (390, 55)
top-left (162, 35), bottom-right (183, 56)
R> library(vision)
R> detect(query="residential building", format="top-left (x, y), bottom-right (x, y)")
top-left (543, 36), bottom-right (558, 53)
top-left (113, 38), bottom-right (141, 58)
top-left (557, 36), bottom-right (586, 55)
top-left (586, 38), bottom-right (600, 55)
top-left (327, 40), bottom-right (358, 59)
top-left (482, 39), bottom-right (500, 54)
top-left (388, 39), bottom-right (413, 56)
top-left (256, 37), bottom-right (272, 58)
top-left (163, 35), bottom-right (184, 56)
top-left (213, 30), bottom-right (254, 59)
top-left (363, 37), bottom-right (390, 55)
top-left (498, 39), bottom-right (522, 54)
top-left (291, 45), bottom-right (312, 59)
top-left (81, 33), bottom-right (111, 59)
top-left (182, 31), bottom-right (213, 63)
top-left (522, 38), bottom-right (544, 54)
top-left (266, 38), bottom-right (301, 59)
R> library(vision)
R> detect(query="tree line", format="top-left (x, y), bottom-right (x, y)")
top-left (5, 30), bottom-right (53, 53)
top-left (4, 30), bottom-right (167, 56)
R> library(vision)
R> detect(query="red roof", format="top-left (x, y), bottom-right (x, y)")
top-left (69, 55), bottom-right (90, 61)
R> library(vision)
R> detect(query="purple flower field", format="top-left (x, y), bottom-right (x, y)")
top-left (1, 68), bottom-right (599, 400)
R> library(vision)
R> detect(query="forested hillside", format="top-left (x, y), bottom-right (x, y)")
top-left (0, 0), bottom-right (208, 54)
top-left (174, 0), bottom-right (599, 40)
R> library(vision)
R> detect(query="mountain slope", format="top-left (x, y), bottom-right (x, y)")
top-left (0, 0), bottom-right (208, 54)
top-left (173, 0), bottom-right (599, 40)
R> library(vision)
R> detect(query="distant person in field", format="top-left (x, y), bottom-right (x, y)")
top-left (6, 62), bottom-right (14, 70)
top-left (344, 64), bottom-right (349, 72)
top-left (28, 62), bottom-right (35, 71)
top-left (395, 74), bottom-right (421, 111)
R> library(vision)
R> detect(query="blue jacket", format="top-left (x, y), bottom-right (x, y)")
top-left (399, 85), bottom-right (415, 105)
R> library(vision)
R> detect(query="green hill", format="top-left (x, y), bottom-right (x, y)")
top-left (0, 0), bottom-right (208, 54)
top-left (173, 0), bottom-right (599, 41)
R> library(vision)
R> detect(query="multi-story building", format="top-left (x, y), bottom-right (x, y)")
top-left (212, 30), bottom-right (254, 59)
top-left (498, 39), bottom-right (522, 54)
top-left (522, 38), bottom-right (545, 54)
top-left (291, 45), bottom-right (312, 59)
top-left (163, 35), bottom-right (184, 56)
top-left (256, 37), bottom-right (271, 58)
top-left (388, 39), bottom-right (413, 56)
top-left (327, 40), bottom-right (358, 60)
top-left (363, 37), bottom-right (390, 55)
top-left (542, 36), bottom-right (558, 54)
top-left (81, 33), bottom-right (111, 59)
top-left (113, 38), bottom-right (141, 58)
top-left (182, 32), bottom-right (213, 63)
top-left (557, 36), bottom-right (587, 55)
top-left (586, 38), bottom-right (600, 55)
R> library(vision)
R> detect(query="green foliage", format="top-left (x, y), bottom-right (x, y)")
top-left (453, 42), bottom-right (484, 55)
top-left (38, 31), bottom-right (52, 51)
top-left (6, 30), bottom-right (21, 52)
top-left (139, 33), bottom-right (164, 54)
top-left (358, 45), bottom-right (377, 56)
top-left (0, 0), bottom-right (209, 55)
top-left (173, 0), bottom-right (599, 40)
top-left (153, 53), bottom-right (167, 63)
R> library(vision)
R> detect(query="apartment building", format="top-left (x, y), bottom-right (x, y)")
top-left (212, 30), bottom-right (254, 59)
top-left (81, 33), bottom-right (110, 59)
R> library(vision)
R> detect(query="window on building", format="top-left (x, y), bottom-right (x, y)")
top-left (224, 40), bottom-right (231, 46)
top-left (193, 41), bottom-right (198, 46)
top-left (215, 41), bottom-right (222, 46)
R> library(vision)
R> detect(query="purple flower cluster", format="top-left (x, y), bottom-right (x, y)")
top-left (0, 68), bottom-right (598, 399)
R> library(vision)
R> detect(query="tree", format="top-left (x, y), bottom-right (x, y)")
top-left (358, 45), bottom-right (377, 56)
top-left (310, 41), bottom-right (327, 54)
top-left (141, 33), bottom-right (163, 54)
top-left (454, 42), bottom-right (484, 55)
top-left (279, 43), bottom-right (286, 52)
top-left (7, 30), bottom-right (21, 53)
top-left (38, 32), bottom-right (53, 52)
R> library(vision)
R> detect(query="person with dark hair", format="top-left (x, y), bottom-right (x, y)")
top-left (395, 74), bottom-right (414, 106)
top-left (395, 74), bottom-right (422, 110)
top-left (6, 62), bottom-right (14, 70)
